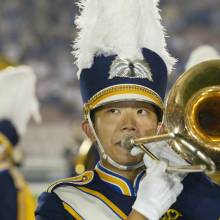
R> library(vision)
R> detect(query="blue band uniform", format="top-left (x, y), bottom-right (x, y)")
top-left (0, 120), bottom-right (36, 220)
top-left (0, 165), bottom-right (17, 220)
top-left (36, 162), bottom-right (220, 220)
top-left (0, 162), bottom-right (36, 220)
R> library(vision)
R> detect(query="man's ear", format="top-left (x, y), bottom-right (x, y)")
top-left (156, 122), bottom-right (167, 134)
top-left (81, 120), bottom-right (96, 142)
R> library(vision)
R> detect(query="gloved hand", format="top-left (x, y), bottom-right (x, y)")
top-left (131, 141), bottom-right (188, 167)
top-left (132, 158), bottom-right (183, 220)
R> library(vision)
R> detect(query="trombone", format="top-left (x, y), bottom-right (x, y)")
top-left (123, 59), bottom-right (220, 175)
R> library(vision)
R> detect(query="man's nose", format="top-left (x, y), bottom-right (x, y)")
top-left (120, 112), bottom-right (137, 132)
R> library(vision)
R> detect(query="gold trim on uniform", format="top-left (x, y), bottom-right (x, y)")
top-left (77, 186), bottom-right (127, 219)
top-left (96, 168), bottom-right (132, 196)
top-left (47, 171), bottom-right (94, 192)
top-left (63, 202), bottom-right (84, 220)
top-left (83, 84), bottom-right (164, 116)
top-left (8, 166), bottom-right (36, 220)
top-left (0, 133), bottom-right (13, 157)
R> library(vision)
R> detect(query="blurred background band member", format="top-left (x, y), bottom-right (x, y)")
top-left (185, 45), bottom-right (220, 70)
top-left (0, 64), bottom-right (41, 220)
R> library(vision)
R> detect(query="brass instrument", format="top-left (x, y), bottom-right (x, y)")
top-left (75, 60), bottom-right (220, 183)
top-left (124, 59), bottom-right (220, 176)
top-left (75, 139), bottom-right (92, 174)
top-left (75, 139), bottom-right (100, 174)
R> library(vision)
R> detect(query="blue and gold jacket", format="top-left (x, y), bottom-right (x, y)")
top-left (0, 164), bottom-right (17, 220)
top-left (0, 162), bottom-right (36, 220)
top-left (36, 162), bottom-right (220, 220)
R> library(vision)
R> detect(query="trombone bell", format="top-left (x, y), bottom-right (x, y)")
top-left (124, 60), bottom-right (220, 176)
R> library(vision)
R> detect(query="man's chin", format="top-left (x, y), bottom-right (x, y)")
top-left (114, 155), bottom-right (143, 166)
top-left (109, 144), bottom-right (144, 165)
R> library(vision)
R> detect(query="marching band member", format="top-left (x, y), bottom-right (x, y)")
top-left (0, 65), bottom-right (41, 220)
top-left (36, 1), bottom-right (220, 219)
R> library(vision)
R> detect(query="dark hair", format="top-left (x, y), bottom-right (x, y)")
top-left (153, 105), bottom-right (163, 122)
top-left (90, 108), bottom-right (97, 124)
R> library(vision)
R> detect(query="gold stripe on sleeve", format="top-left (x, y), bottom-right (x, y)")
top-left (63, 202), bottom-right (84, 220)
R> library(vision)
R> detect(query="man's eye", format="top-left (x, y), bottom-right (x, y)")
top-left (108, 109), bottom-right (120, 114)
top-left (137, 109), bottom-right (148, 115)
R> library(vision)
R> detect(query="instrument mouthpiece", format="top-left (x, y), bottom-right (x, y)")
top-left (121, 136), bottom-right (135, 151)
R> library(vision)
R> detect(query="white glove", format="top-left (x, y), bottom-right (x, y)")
top-left (131, 141), bottom-right (188, 167)
top-left (132, 159), bottom-right (183, 220)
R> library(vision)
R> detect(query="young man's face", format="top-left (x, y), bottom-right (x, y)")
top-left (92, 101), bottom-right (159, 166)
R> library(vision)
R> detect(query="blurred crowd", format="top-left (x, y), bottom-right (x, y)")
top-left (0, 0), bottom-right (80, 117)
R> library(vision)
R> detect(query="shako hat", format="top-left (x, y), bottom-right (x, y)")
top-left (73, 0), bottom-right (176, 120)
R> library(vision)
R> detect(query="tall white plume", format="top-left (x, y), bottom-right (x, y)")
top-left (0, 66), bottom-right (41, 135)
top-left (185, 45), bottom-right (220, 70)
top-left (73, 0), bottom-right (176, 78)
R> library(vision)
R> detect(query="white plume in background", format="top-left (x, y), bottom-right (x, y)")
top-left (0, 66), bottom-right (41, 135)
top-left (73, 0), bottom-right (176, 78)
top-left (185, 45), bottom-right (220, 70)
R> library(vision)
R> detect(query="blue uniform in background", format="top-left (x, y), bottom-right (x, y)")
top-left (36, 162), bottom-right (220, 220)
top-left (0, 161), bottom-right (36, 220)
top-left (0, 165), bottom-right (17, 220)
top-left (0, 119), bottom-right (36, 220)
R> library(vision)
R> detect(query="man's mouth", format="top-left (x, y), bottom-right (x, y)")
top-left (114, 135), bottom-right (137, 151)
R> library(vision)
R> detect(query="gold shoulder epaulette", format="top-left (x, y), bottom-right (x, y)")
top-left (47, 170), bottom-right (94, 193)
